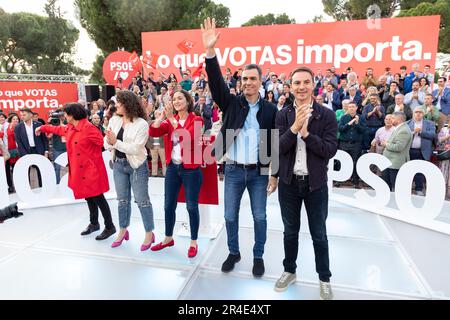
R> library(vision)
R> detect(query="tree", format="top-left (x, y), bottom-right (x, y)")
top-left (242, 13), bottom-right (295, 26)
top-left (322, 0), bottom-right (401, 20)
top-left (307, 15), bottom-right (325, 23)
top-left (75, 0), bottom-right (230, 81)
top-left (398, 0), bottom-right (449, 53)
top-left (0, 1), bottom-right (83, 74)
top-left (90, 52), bottom-right (107, 84)
top-left (75, 0), bottom-right (229, 54)
top-left (321, 0), bottom-right (449, 53)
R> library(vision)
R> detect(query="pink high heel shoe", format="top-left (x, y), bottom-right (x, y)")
top-left (111, 230), bottom-right (129, 248)
top-left (140, 232), bottom-right (155, 252)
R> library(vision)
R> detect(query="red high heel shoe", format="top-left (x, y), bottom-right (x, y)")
top-left (140, 233), bottom-right (156, 252)
top-left (151, 239), bottom-right (175, 251)
top-left (188, 245), bottom-right (198, 258)
top-left (111, 230), bottom-right (129, 248)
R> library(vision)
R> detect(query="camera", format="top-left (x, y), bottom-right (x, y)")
top-left (49, 111), bottom-right (65, 126)
top-left (0, 203), bottom-right (23, 224)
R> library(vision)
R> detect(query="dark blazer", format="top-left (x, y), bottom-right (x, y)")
top-left (205, 56), bottom-right (277, 166)
top-left (275, 101), bottom-right (338, 191)
top-left (199, 103), bottom-right (213, 131)
top-left (343, 92), bottom-right (362, 109)
top-left (322, 91), bottom-right (341, 111)
top-left (14, 121), bottom-right (48, 156)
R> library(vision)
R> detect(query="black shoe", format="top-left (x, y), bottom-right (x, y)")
top-left (252, 258), bottom-right (265, 277)
top-left (95, 227), bottom-right (116, 240)
top-left (80, 223), bottom-right (100, 236)
top-left (221, 253), bottom-right (241, 273)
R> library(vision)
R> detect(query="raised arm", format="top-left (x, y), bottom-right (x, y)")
top-left (202, 17), bottom-right (233, 112)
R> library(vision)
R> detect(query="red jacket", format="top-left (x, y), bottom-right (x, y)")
top-left (6, 125), bottom-right (20, 164)
top-left (149, 112), bottom-right (204, 169)
top-left (40, 119), bottom-right (109, 199)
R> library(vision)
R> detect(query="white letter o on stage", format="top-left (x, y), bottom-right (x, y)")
top-left (13, 155), bottom-right (57, 206)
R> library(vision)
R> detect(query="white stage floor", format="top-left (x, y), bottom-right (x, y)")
top-left (0, 178), bottom-right (449, 300)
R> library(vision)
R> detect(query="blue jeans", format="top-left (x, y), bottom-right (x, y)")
top-left (164, 162), bottom-right (203, 240)
top-left (53, 150), bottom-right (65, 184)
top-left (224, 164), bottom-right (268, 258)
top-left (278, 176), bottom-right (332, 282)
top-left (113, 158), bottom-right (154, 232)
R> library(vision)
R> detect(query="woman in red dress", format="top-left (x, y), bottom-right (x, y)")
top-left (5, 114), bottom-right (20, 193)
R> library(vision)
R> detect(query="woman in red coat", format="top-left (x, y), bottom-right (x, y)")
top-left (4, 114), bottom-right (20, 193)
top-left (149, 90), bottom-right (204, 258)
top-left (35, 103), bottom-right (116, 240)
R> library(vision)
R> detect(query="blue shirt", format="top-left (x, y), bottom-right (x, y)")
top-left (228, 98), bottom-right (260, 164)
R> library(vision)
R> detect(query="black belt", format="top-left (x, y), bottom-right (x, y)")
top-left (230, 163), bottom-right (258, 169)
top-left (294, 174), bottom-right (309, 180)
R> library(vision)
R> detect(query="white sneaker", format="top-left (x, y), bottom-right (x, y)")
top-left (416, 191), bottom-right (425, 196)
top-left (274, 272), bottom-right (296, 292)
top-left (319, 281), bottom-right (334, 300)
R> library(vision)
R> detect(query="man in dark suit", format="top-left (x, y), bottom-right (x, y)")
top-left (14, 108), bottom-right (49, 187)
top-left (274, 66), bottom-right (338, 300)
top-left (196, 96), bottom-right (213, 132)
top-left (322, 83), bottom-right (341, 111)
top-left (202, 18), bottom-right (278, 278)
top-left (343, 87), bottom-right (362, 113)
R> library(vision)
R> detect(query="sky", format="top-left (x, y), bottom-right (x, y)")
top-left (0, 0), bottom-right (327, 70)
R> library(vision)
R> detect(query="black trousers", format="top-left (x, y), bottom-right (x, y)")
top-left (409, 148), bottom-right (425, 191)
top-left (28, 147), bottom-right (42, 187)
top-left (5, 160), bottom-right (14, 191)
top-left (85, 194), bottom-right (115, 230)
top-left (382, 168), bottom-right (399, 192)
top-left (339, 141), bottom-right (362, 185)
top-left (278, 176), bottom-right (332, 282)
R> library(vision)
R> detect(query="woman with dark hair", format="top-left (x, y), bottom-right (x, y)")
top-left (264, 90), bottom-right (277, 104)
top-left (149, 90), bottom-right (204, 258)
top-left (104, 90), bottom-right (155, 251)
top-left (36, 103), bottom-right (116, 240)
top-left (419, 77), bottom-right (431, 94)
top-left (5, 114), bottom-right (20, 193)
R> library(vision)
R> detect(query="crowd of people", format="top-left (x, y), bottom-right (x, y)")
top-left (1, 17), bottom-right (450, 300)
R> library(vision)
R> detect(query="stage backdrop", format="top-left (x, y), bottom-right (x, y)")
top-left (141, 16), bottom-right (440, 78)
top-left (0, 82), bottom-right (78, 120)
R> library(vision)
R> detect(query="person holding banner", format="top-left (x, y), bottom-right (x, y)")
top-left (274, 66), bottom-right (338, 299)
top-left (201, 17), bottom-right (278, 277)
top-left (104, 91), bottom-right (155, 251)
top-left (35, 103), bottom-right (116, 240)
top-left (149, 90), bottom-right (204, 258)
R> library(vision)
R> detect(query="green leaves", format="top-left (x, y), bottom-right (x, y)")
top-left (0, 1), bottom-right (82, 74)
top-left (398, 0), bottom-right (449, 53)
top-left (321, 0), bottom-right (448, 53)
top-left (242, 13), bottom-right (295, 27)
top-left (75, 0), bottom-right (230, 82)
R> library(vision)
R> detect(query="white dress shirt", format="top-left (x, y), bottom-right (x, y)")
top-left (25, 121), bottom-right (35, 147)
top-left (292, 101), bottom-right (311, 175)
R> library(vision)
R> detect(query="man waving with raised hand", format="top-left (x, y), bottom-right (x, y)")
top-left (201, 17), bottom-right (278, 278)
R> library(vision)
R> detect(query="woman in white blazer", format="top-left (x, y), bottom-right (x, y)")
top-left (104, 90), bottom-right (155, 251)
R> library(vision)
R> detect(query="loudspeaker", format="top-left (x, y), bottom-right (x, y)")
top-left (102, 85), bottom-right (116, 102)
top-left (85, 85), bottom-right (100, 102)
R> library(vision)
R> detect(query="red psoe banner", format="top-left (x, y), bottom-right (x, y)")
top-left (0, 82), bottom-right (78, 120)
top-left (102, 51), bottom-right (141, 89)
top-left (142, 16), bottom-right (440, 77)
